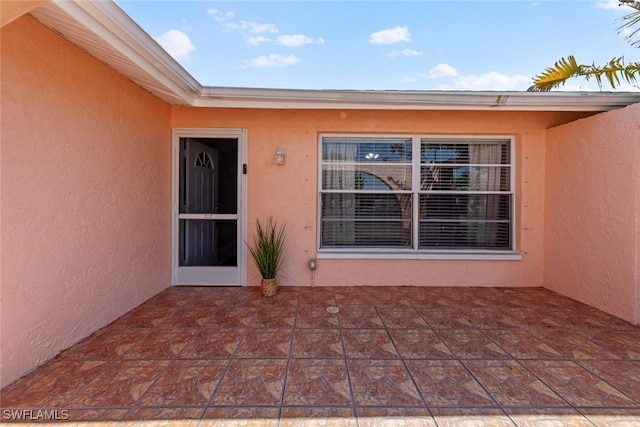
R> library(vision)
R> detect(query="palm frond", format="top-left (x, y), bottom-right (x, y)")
top-left (529, 56), bottom-right (585, 91)
top-left (530, 55), bottom-right (640, 91)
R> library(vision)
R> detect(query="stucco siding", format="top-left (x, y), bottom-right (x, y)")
top-left (1, 16), bottom-right (172, 387)
top-left (172, 107), bottom-right (591, 289)
top-left (545, 103), bottom-right (640, 325)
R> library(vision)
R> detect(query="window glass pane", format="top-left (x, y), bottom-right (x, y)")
top-left (323, 165), bottom-right (412, 191)
top-left (319, 136), bottom-right (513, 253)
top-left (420, 166), bottom-right (510, 192)
top-left (323, 138), bottom-right (412, 162)
top-left (419, 221), bottom-right (511, 250)
top-left (321, 193), bottom-right (412, 248)
top-left (421, 141), bottom-right (509, 165)
top-left (179, 219), bottom-right (237, 266)
top-left (419, 194), bottom-right (511, 221)
top-left (419, 194), bottom-right (511, 250)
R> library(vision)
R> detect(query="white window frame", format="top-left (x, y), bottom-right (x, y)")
top-left (317, 134), bottom-right (520, 260)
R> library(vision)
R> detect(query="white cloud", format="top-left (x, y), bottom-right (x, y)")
top-left (207, 8), bottom-right (234, 23)
top-left (596, 0), bottom-right (619, 10)
top-left (227, 20), bottom-right (279, 34)
top-left (247, 35), bottom-right (271, 46)
top-left (436, 71), bottom-right (531, 91)
top-left (424, 63), bottom-right (458, 78)
top-left (240, 54), bottom-right (301, 68)
top-left (388, 49), bottom-right (423, 57)
top-left (153, 29), bottom-right (195, 60)
top-left (369, 26), bottom-right (411, 45)
top-left (596, 0), bottom-right (633, 10)
top-left (275, 34), bottom-right (324, 47)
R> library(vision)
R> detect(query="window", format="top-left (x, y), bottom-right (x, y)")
top-left (319, 135), bottom-right (514, 254)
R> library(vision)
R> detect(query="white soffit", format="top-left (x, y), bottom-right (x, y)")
top-left (28, 1), bottom-right (640, 111)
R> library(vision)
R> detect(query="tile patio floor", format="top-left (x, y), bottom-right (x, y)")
top-left (2, 286), bottom-right (640, 426)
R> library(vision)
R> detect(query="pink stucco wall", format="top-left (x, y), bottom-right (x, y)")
top-left (545, 103), bottom-right (640, 325)
top-left (172, 107), bottom-right (591, 289)
top-left (1, 16), bottom-right (172, 387)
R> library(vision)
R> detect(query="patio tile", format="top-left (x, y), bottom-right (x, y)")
top-left (342, 329), bottom-right (399, 359)
top-left (377, 308), bottom-right (430, 329)
top-left (417, 308), bottom-right (475, 329)
top-left (124, 407), bottom-right (203, 422)
top-left (483, 330), bottom-right (565, 359)
top-left (251, 307), bottom-right (297, 328)
top-left (356, 407), bottom-right (437, 427)
top-left (283, 359), bottom-right (352, 406)
top-left (259, 287), bottom-right (300, 308)
top-left (296, 307), bottom-right (340, 328)
top-left (281, 406), bottom-right (357, 427)
top-left (504, 407), bottom-right (595, 427)
top-left (368, 287), bottom-right (412, 308)
top-left (497, 307), bottom-right (567, 329)
top-left (178, 328), bottom-right (245, 359)
top-left (164, 306), bottom-right (216, 328)
top-left (298, 287), bottom-right (336, 307)
top-left (0, 360), bottom-right (110, 407)
top-left (399, 288), bottom-right (453, 308)
top-left (235, 328), bottom-right (293, 358)
top-left (210, 307), bottom-right (256, 328)
top-left (578, 360), bottom-right (640, 402)
top-left (291, 328), bottom-right (343, 358)
top-left (122, 328), bottom-right (196, 359)
top-left (338, 307), bottom-right (385, 329)
top-left (3, 285), bottom-right (640, 426)
top-left (63, 408), bottom-right (129, 423)
top-left (545, 307), bottom-right (636, 330)
top-left (429, 407), bottom-right (515, 427)
top-left (65, 360), bottom-right (170, 408)
top-left (576, 329), bottom-right (640, 360)
top-left (209, 359), bottom-right (287, 406)
top-left (405, 360), bottom-right (496, 407)
top-left (463, 360), bottom-right (568, 407)
top-left (111, 306), bottom-right (177, 328)
top-left (138, 359), bottom-right (228, 406)
top-left (436, 329), bottom-right (510, 359)
top-left (62, 327), bottom-right (151, 359)
top-left (348, 359), bottom-right (424, 407)
top-left (464, 307), bottom-right (521, 329)
top-left (334, 287), bottom-right (375, 307)
top-left (534, 329), bottom-right (622, 360)
top-left (201, 406), bottom-right (280, 426)
top-left (387, 329), bottom-right (454, 359)
top-left (522, 360), bottom-right (638, 408)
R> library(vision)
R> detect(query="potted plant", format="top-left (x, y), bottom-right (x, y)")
top-left (247, 216), bottom-right (286, 296)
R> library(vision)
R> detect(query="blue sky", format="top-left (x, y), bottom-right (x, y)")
top-left (117, 0), bottom-right (639, 91)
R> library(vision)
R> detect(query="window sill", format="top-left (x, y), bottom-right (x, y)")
top-left (317, 251), bottom-right (523, 261)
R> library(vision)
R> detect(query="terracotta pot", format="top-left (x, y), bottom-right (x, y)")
top-left (261, 278), bottom-right (278, 297)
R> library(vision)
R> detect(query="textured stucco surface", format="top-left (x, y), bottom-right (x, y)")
top-left (545, 103), bottom-right (640, 325)
top-left (1, 16), bottom-right (172, 387)
top-left (172, 107), bottom-right (592, 289)
top-left (0, 0), bottom-right (48, 28)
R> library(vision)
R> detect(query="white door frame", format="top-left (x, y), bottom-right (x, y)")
top-left (171, 128), bottom-right (248, 286)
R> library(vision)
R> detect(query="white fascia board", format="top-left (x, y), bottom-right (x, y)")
top-left (51, 0), bottom-right (200, 105)
top-left (197, 87), bottom-right (640, 111)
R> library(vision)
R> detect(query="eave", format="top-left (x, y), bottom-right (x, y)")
top-left (28, 0), bottom-right (640, 112)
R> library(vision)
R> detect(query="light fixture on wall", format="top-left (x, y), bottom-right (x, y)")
top-left (275, 149), bottom-right (285, 165)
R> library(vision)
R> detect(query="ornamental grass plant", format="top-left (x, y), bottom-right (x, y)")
top-left (247, 216), bottom-right (285, 280)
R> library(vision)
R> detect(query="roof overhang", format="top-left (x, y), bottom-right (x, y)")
top-left (28, 0), bottom-right (640, 112)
